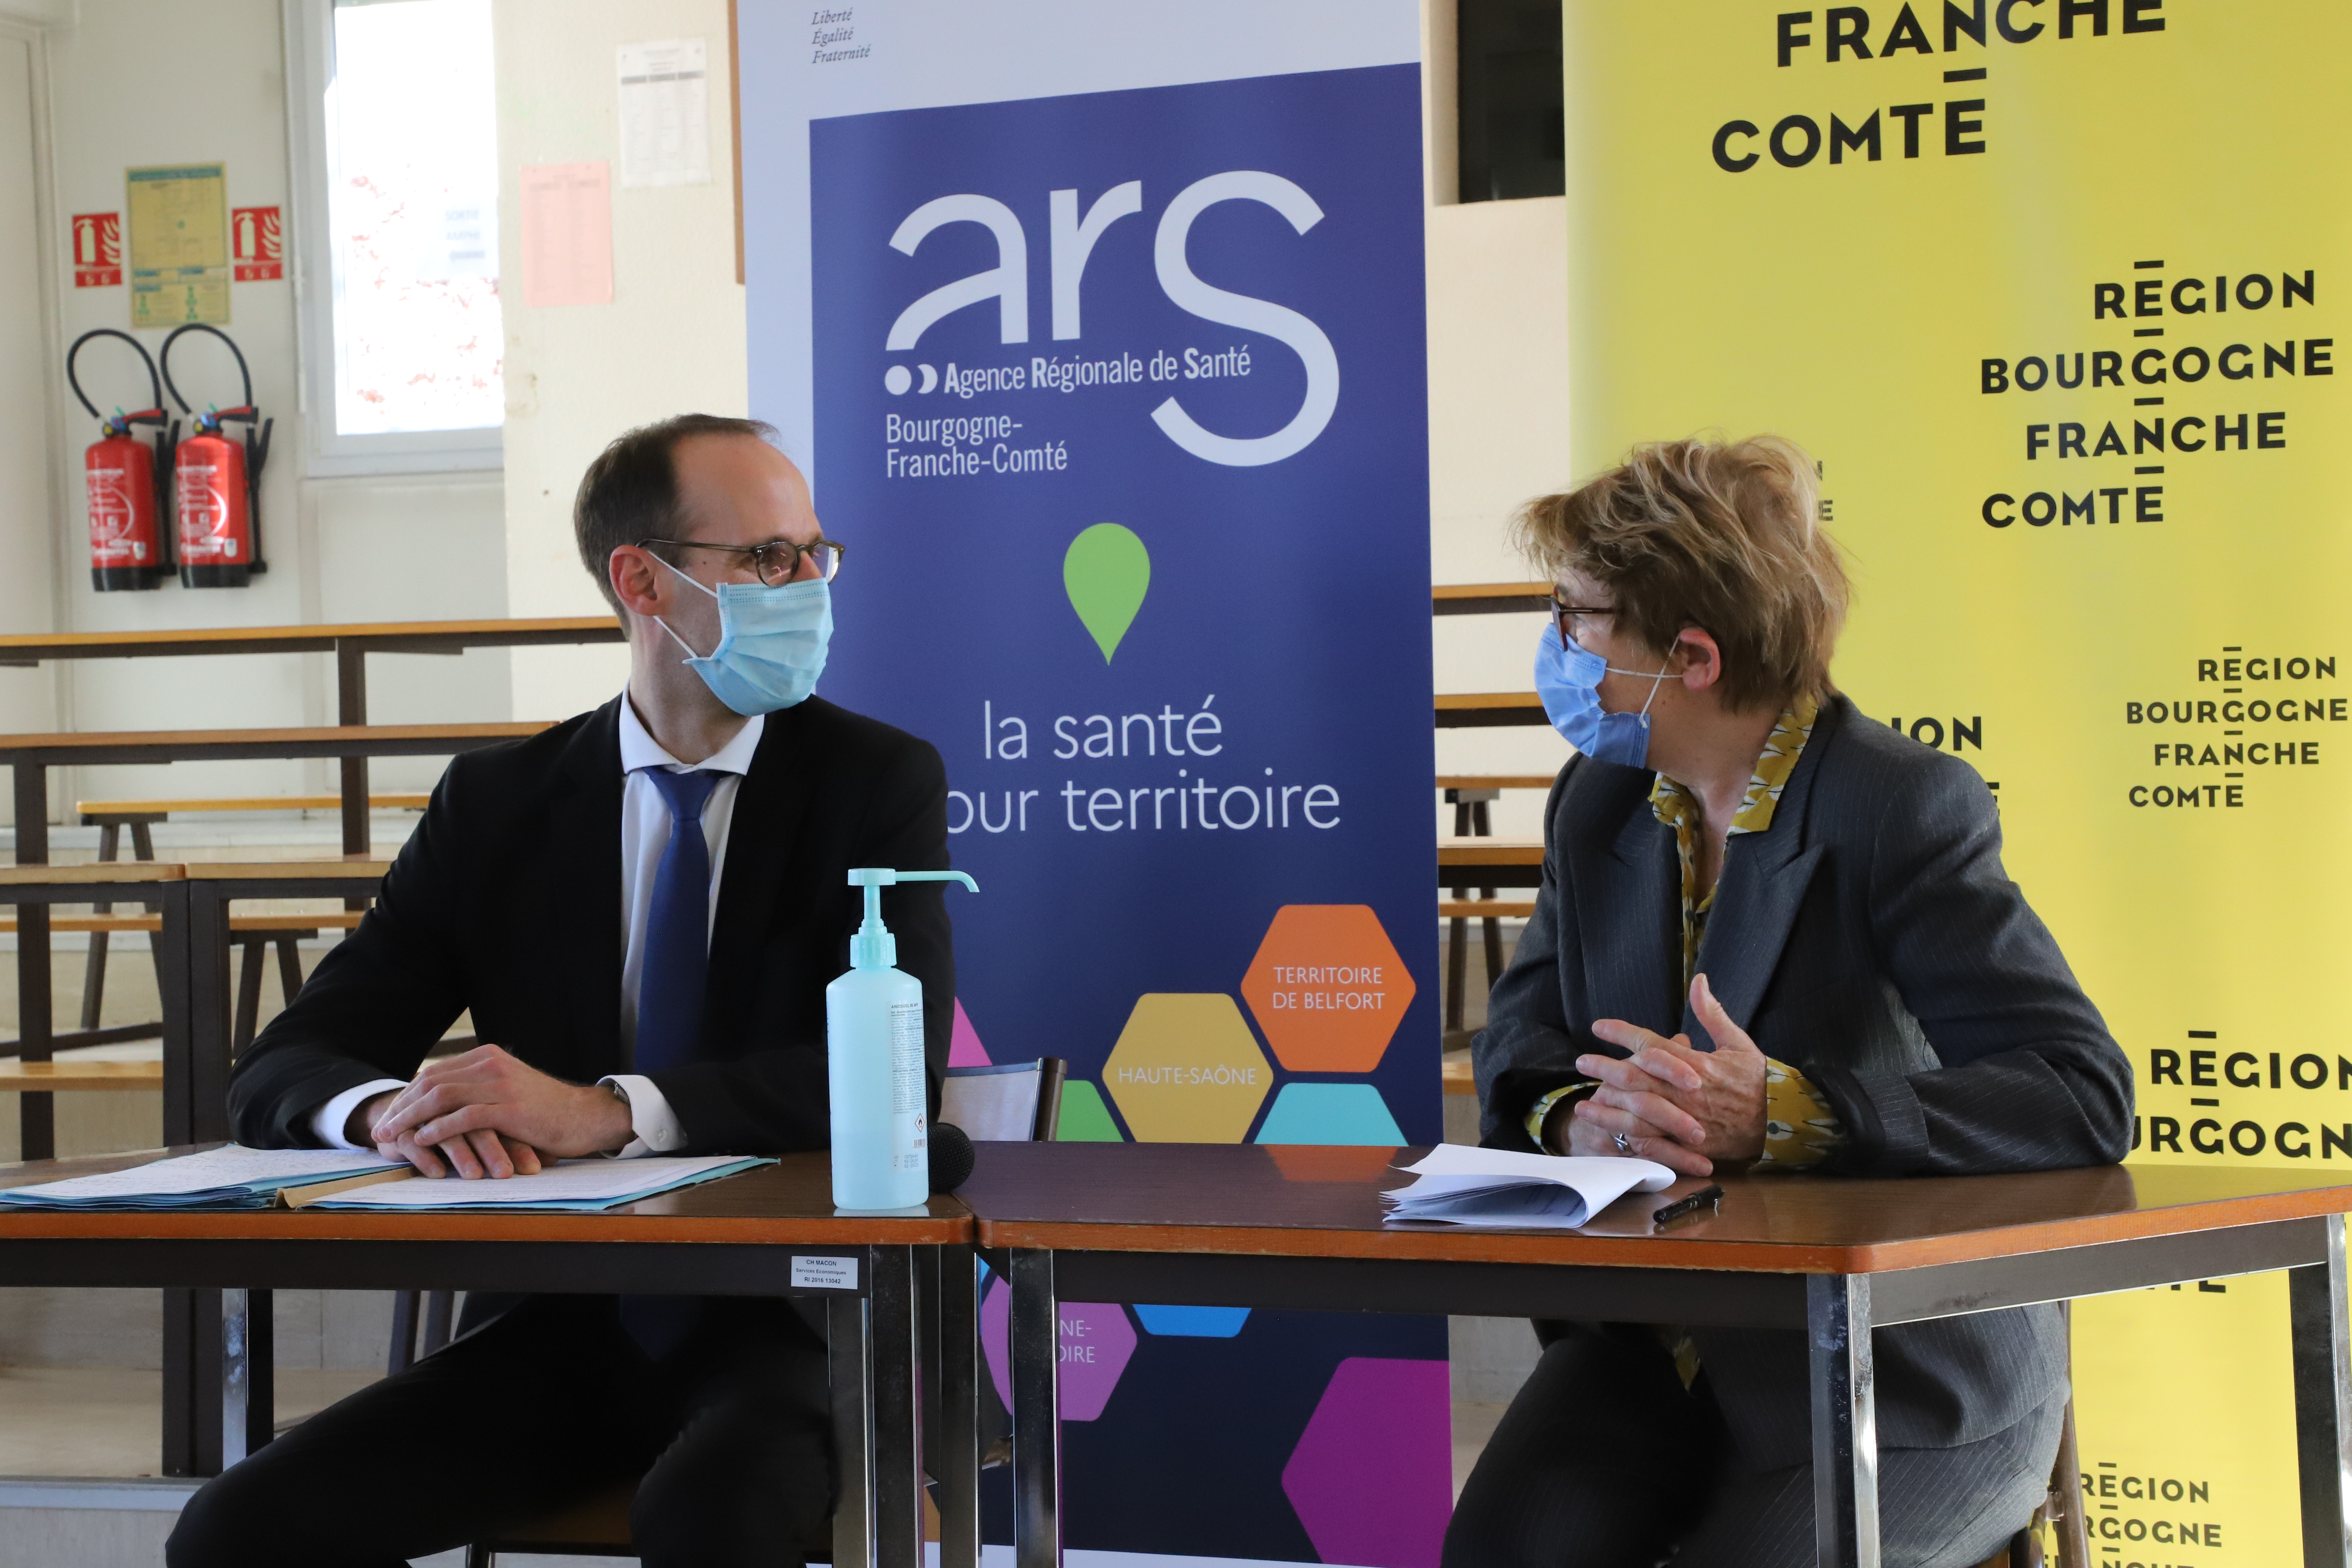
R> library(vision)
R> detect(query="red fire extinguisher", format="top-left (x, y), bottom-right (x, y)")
top-left (160, 324), bottom-right (272, 589)
top-left (66, 329), bottom-right (176, 591)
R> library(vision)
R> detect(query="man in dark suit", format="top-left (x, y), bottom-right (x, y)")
top-left (168, 414), bottom-right (952, 1568)
top-left (1451, 436), bottom-right (2133, 1568)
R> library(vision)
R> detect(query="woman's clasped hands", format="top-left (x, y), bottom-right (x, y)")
top-left (1563, 973), bottom-right (1769, 1178)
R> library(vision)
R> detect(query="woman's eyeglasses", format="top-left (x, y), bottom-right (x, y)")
top-left (1551, 589), bottom-right (1613, 650)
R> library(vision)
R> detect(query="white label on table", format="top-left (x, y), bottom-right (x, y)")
top-left (792, 1254), bottom-right (859, 1291)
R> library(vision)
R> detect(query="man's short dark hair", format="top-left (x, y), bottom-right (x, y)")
top-left (573, 413), bottom-right (779, 611)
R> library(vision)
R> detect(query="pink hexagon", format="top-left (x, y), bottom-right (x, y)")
top-left (949, 998), bottom-right (991, 1066)
top-left (1282, 1357), bottom-right (1452, 1568)
top-left (979, 1276), bottom-right (1135, 1423)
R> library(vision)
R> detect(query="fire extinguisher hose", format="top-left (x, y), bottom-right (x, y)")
top-left (158, 323), bottom-right (253, 417)
top-left (66, 329), bottom-right (164, 425)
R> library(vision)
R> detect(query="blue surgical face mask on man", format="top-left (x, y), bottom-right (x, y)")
top-left (654, 556), bottom-right (831, 717)
top-left (1532, 625), bottom-right (1675, 769)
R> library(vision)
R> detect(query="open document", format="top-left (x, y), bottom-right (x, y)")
top-left (1381, 1144), bottom-right (1676, 1229)
top-left (300, 1155), bottom-right (770, 1213)
top-left (0, 1147), bottom-right (404, 1211)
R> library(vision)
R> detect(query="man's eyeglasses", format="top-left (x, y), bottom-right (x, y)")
top-left (637, 536), bottom-right (845, 586)
top-left (1551, 589), bottom-right (1614, 650)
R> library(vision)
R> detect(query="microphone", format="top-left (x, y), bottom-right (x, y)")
top-left (929, 1121), bottom-right (976, 1193)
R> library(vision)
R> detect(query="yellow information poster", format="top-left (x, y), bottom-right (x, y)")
top-left (1561, 2), bottom-right (2348, 1559)
top-left (127, 162), bottom-right (229, 328)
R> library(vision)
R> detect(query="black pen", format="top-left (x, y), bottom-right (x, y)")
top-left (1652, 1185), bottom-right (1724, 1227)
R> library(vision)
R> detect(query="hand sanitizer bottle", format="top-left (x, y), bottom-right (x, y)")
top-left (828, 868), bottom-right (977, 1210)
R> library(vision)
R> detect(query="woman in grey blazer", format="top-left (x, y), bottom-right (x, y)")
top-left (1449, 435), bottom-right (2133, 1568)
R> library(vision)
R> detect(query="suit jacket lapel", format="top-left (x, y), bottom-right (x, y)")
top-left (551, 698), bottom-right (626, 1076)
top-left (703, 700), bottom-right (824, 1050)
top-left (1564, 766), bottom-right (1683, 1040)
top-left (1683, 698), bottom-right (1843, 1044)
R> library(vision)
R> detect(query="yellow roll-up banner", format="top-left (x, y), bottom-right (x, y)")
top-left (1562, 2), bottom-right (2347, 1560)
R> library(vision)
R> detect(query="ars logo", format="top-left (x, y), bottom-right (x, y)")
top-left (880, 173), bottom-right (1338, 469)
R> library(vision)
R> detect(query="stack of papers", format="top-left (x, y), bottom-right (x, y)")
top-left (1381, 1144), bottom-right (1675, 1229)
top-left (0, 1147), bottom-right (403, 1211)
top-left (302, 1155), bottom-right (770, 1212)
top-left (0, 1149), bottom-right (771, 1214)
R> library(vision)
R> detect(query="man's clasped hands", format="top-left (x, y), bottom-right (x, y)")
top-left (347, 1045), bottom-right (637, 1179)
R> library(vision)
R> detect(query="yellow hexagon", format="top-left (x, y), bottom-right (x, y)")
top-left (1102, 994), bottom-right (1274, 1143)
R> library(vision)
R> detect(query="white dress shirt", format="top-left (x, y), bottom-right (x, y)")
top-left (310, 693), bottom-right (766, 1158)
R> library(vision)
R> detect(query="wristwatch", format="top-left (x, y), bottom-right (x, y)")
top-left (600, 1078), bottom-right (635, 1157)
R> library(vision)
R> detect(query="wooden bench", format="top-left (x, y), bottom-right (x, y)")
top-left (61, 793), bottom-right (428, 1045)
top-left (1440, 768), bottom-right (1555, 1045)
top-left (0, 720), bottom-right (555, 865)
top-left (0, 864), bottom-right (184, 1157)
top-left (2, 908), bottom-right (365, 1056)
top-left (0, 1058), bottom-right (164, 1092)
top-left (79, 791), bottom-right (432, 827)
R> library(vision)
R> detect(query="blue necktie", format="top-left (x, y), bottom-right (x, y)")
top-left (634, 767), bottom-right (721, 1076)
top-left (622, 766), bottom-right (720, 1360)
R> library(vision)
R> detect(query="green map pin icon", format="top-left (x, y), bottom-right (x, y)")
top-left (1063, 523), bottom-right (1151, 663)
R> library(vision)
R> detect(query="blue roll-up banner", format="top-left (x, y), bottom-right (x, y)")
top-left (739, 6), bottom-right (1446, 1561)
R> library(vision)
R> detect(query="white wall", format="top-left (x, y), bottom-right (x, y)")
top-left (0, 23), bottom-right (59, 780)
top-left (493, 0), bottom-right (745, 724)
top-left (27, 0), bottom-right (510, 816)
top-left (1423, 40), bottom-right (1578, 833)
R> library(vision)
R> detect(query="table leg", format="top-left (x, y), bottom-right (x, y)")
top-left (2291, 1217), bottom-right (2352, 1568)
top-left (1012, 1248), bottom-right (1061, 1568)
top-left (164, 1287), bottom-right (220, 1476)
top-left (220, 1287), bottom-right (273, 1467)
top-left (13, 762), bottom-right (52, 1160)
top-left (831, 1288), bottom-right (876, 1568)
top-left (1808, 1273), bottom-right (1879, 1568)
top-left (873, 1245), bottom-right (925, 1568)
top-left (81, 821), bottom-right (119, 1031)
top-left (336, 641), bottom-right (372, 861)
top-left (938, 1246), bottom-right (982, 1568)
top-left (185, 886), bottom-right (234, 1144)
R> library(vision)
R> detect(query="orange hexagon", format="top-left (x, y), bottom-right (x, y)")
top-left (1241, 905), bottom-right (1417, 1073)
top-left (1102, 994), bottom-right (1274, 1143)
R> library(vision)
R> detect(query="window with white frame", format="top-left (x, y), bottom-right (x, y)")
top-left (291, 0), bottom-right (503, 472)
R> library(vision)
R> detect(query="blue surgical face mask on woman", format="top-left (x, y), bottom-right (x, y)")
top-left (1532, 625), bottom-right (1675, 768)
top-left (654, 556), bottom-right (831, 717)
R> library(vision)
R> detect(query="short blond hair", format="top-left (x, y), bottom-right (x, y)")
top-left (1514, 435), bottom-right (1848, 713)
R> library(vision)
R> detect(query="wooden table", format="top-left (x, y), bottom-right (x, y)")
top-left (1439, 838), bottom-right (1542, 889)
top-left (0, 616), bottom-right (617, 854)
top-left (0, 727), bottom-right (540, 1139)
top-left (1435, 692), bottom-right (1547, 728)
top-left (0, 863), bottom-right (189, 1159)
top-left (1432, 582), bottom-right (1551, 616)
top-left (2, 859), bottom-right (400, 1462)
top-left (0, 1147), bottom-right (974, 1568)
top-left (963, 1143), bottom-right (2352, 1568)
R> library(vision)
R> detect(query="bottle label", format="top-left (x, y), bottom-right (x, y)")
top-left (890, 1000), bottom-right (926, 1170)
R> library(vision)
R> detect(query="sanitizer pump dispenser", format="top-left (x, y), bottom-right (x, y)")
top-left (828, 868), bottom-right (977, 1210)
